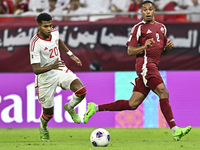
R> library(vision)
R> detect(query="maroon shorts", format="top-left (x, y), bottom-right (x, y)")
top-left (132, 66), bottom-right (164, 96)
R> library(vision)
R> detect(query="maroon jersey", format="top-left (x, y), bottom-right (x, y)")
top-left (127, 20), bottom-right (167, 83)
top-left (17, 1), bottom-right (28, 13)
top-left (0, 1), bottom-right (8, 14)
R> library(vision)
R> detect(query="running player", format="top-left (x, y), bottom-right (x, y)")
top-left (83, 1), bottom-right (191, 141)
top-left (29, 13), bottom-right (87, 142)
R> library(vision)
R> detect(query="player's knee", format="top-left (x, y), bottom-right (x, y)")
top-left (75, 86), bottom-right (87, 99)
top-left (129, 101), bottom-right (139, 110)
top-left (129, 105), bottom-right (139, 110)
top-left (60, 81), bottom-right (68, 90)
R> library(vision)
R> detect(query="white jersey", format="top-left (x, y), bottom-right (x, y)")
top-left (29, 28), bottom-right (68, 85)
top-left (30, 28), bottom-right (60, 66)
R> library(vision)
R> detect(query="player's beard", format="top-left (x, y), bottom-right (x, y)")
top-left (144, 15), bottom-right (152, 23)
top-left (44, 32), bottom-right (51, 39)
top-left (43, 35), bottom-right (50, 39)
top-left (146, 19), bottom-right (152, 23)
top-left (145, 16), bottom-right (154, 23)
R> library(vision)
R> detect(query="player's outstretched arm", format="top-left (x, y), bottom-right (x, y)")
top-left (70, 55), bottom-right (82, 66)
top-left (58, 39), bottom-right (71, 53)
top-left (162, 39), bottom-right (174, 56)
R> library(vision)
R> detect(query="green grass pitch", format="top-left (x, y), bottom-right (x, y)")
top-left (0, 128), bottom-right (199, 150)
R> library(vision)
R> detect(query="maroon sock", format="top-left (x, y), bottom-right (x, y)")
top-left (159, 98), bottom-right (176, 128)
top-left (99, 100), bottom-right (131, 111)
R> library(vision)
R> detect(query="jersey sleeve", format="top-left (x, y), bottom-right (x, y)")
top-left (126, 25), bottom-right (141, 47)
top-left (29, 39), bottom-right (41, 64)
top-left (163, 24), bottom-right (168, 46)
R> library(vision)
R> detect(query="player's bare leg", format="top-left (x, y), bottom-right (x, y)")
top-left (128, 91), bottom-right (146, 110)
top-left (64, 79), bottom-right (86, 124)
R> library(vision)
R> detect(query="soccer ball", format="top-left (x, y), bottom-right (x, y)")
top-left (90, 128), bottom-right (110, 147)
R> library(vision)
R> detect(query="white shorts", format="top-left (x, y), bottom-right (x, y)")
top-left (35, 69), bottom-right (78, 108)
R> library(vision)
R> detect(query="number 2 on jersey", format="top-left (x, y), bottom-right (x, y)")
top-left (156, 33), bottom-right (160, 42)
top-left (49, 47), bottom-right (59, 58)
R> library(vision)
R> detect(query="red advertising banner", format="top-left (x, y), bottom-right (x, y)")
top-left (0, 17), bottom-right (200, 72)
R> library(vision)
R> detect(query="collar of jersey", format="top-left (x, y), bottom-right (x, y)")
top-left (37, 33), bottom-right (52, 41)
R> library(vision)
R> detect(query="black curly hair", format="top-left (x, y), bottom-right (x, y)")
top-left (37, 13), bottom-right (52, 24)
top-left (141, 0), bottom-right (155, 8)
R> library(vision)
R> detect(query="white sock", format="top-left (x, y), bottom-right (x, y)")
top-left (68, 93), bottom-right (82, 110)
top-left (94, 105), bottom-right (99, 112)
top-left (40, 116), bottom-right (48, 131)
top-left (67, 103), bottom-right (73, 110)
top-left (171, 126), bottom-right (178, 134)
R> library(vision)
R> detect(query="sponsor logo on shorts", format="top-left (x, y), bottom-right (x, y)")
top-left (39, 97), bottom-right (45, 103)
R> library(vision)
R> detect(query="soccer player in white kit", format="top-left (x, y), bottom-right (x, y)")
top-left (29, 13), bottom-right (87, 142)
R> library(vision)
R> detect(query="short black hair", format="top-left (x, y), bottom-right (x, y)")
top-left (37, 13), bottom-right (52, 24)
top-left (141, 0), bottom-right (155, 8)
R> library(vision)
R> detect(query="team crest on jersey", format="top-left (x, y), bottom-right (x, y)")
top-left (39, 97), bottom-right (45, 103)
top-left (160, 27), bottom-right (164, 34)
top-left (55, 39), bottom-right (58, 45)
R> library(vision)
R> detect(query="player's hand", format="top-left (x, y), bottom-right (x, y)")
top-left (51, 58), bottom-right (65, 70)
top-left (144, 38), bottom-right (155, 49)
top-left (165, 39), bottom-right (174, 50)
top-left (162, 39), bottom-right (174, 56)
top-left (70, 55), bottom-right (82, 66)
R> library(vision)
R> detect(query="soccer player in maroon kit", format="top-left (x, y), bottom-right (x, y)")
top-left (84, 1), bottom-right (191, 141)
